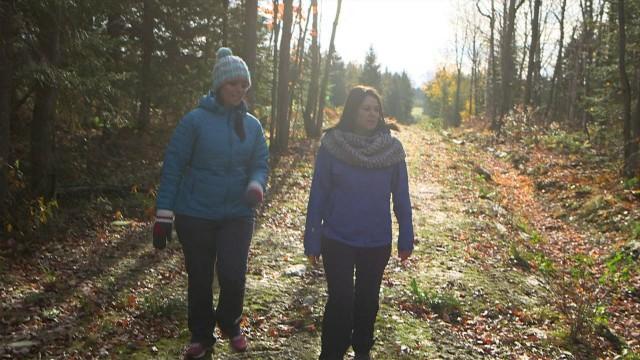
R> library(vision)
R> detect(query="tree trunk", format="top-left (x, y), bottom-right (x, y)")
top-left (580, 0), bottom-right (594, 134)
top-left (107, 9), bottom-right (125, 67)
top-left (453, 67), bottom-right (463, 127)
top-left (468, 26), bottom-right (479, 117)
top-left (0, 0), bottom-right (14, 214)
top-left (31, 4), bottom-right (61, 199)
top-left (524, 0), bottom-right (542, 106)
top-left (244, 0), bottom-right (258, 110)
top-left (617, 0), bottom-right (634, 178)
top-left (633, 71), bottom-right (640, 176)
top-left (303, 0), bottom-right (320, 138)
top-left (269, 0), bottom-right (280, 149)
top-left (452, 29), bottom-right (465, 127)
top-left (274, 0), bottom-right (293, 152)
top-left (287, 0), bottom-right (311, 125)
top-left (222, 0), bottom-right (229, 47)
top-left (567, 27), bottom-right (580, 125)
top-left (477, 0), bottom-right (497, 127)
top-left (489, 0), bottom-right (498, 127)
top-left (517, 14), bottom-right (529, 91)
top-left (495, 0), bottom-right (525, 133)
top-left (545, 0), bottom-right (566, 121)
top-left (137, 0), bottom-right (154, 129)
top-left (580, 0), bottom-right (594, 136)
top-left (315, 0), bottom-right (342, 135)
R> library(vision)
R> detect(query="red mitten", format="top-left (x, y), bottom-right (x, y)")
top-left (152, 210), bottom-right (174, 249)
top-left (245, 181), bottom-right (264, 207)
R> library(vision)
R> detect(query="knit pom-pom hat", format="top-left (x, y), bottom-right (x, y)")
top-left (212, 47), bottom-right (251, 93)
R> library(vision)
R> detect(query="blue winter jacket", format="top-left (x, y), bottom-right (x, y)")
top-left (156, 93), bottom-right (269, 220)
top-left (304, 145), bottom-right (414, 256)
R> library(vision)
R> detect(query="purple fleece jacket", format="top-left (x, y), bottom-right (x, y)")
top-left (304, 146), bottom-right (414, 256)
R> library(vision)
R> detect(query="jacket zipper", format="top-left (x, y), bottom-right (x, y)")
top-left (223, 111), bottom-right (233, 216)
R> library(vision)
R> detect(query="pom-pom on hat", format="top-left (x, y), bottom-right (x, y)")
top-left (212, 47), bottom-right (251, 93)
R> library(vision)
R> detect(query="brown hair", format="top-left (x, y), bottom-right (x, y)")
top-left (334, 85), bottom-right (392, 133)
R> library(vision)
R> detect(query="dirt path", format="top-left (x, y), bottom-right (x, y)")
top-left (2, 119), bottom-right (603, 359)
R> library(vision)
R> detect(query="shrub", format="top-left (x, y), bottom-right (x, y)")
top-left (409, 279), bottom-right (462, 322)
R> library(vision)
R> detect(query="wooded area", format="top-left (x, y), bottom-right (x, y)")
top-left (425, 0), bottom-right (640, 177)
top-left (0, 0), bottom-right (420, 238)
top-left (1, 0), bottom-right (640, 359)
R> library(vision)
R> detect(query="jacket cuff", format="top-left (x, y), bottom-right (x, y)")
top-left (304, 233), bottom-right (321, 256)
top-left (247, 180), bottom-right (264, 193)
top-left (156, 209), bottom-right (175, 223)
top-left (398, 235), bottom-right (414, 252)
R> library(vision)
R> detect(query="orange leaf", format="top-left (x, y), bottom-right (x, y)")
top-left (127, 294), bottom-right (137, 308)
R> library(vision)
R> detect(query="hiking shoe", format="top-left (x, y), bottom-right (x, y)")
top-left (229, 334), bottom-right (248, 352)
top-left (183, 343), bottom-right (209, 359)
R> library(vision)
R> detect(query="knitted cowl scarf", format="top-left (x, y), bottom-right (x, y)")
top-left (321, 128), bottom-right (406, 168)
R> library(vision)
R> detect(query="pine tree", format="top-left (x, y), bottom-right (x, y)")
top-left (329, 54), bottom-right (347, 107)
top-left (359, 46), bottom-right (381, 90)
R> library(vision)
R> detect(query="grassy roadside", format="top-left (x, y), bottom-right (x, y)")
top-left (5, 115), bottom-right (634, 359)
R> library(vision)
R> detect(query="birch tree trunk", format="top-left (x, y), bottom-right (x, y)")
top-left (315, 0), bottom-right (342, 135)
top-left (545, 0), bottom-right (566, 121)
top-left (477, 0), bottom-right (498, 127)
top-left (452, 27), bottom-right (466, 127)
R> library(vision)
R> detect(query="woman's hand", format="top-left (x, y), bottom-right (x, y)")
top-left (398, 250), bottom-right (412, 262)
top-left (307, 255), bottom-right (320, 267)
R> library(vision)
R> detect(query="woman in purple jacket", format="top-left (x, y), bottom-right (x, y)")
top-left (304, 85), bottom-right (414, 360)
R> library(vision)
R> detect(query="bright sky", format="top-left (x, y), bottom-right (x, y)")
top-left (318, 0), bottom-right (456, 86)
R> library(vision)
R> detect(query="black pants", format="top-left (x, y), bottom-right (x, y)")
top-left (319, 237), bottom-right (391, 359)
top-left (175, 214), bottom-right (254, 347)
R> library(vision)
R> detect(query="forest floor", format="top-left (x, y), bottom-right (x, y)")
top-left (1, 114), bottom-right (639, 359)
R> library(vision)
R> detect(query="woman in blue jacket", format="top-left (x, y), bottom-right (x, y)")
top-left (304, 86), bottom-right (413, 360)
top-left (152, 47), bottom-right (268, 359)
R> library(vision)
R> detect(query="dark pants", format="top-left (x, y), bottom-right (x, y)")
top-left (175, 214), bottom-right (254, 347)
top-left (319, 237), bottom-right (391, 359)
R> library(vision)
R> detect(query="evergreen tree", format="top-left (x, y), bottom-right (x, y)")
top-left (329, 54), bottom-right (347, 107)
top-left (399, 71), bottom-right (414, 122)
top-left (382, 71), bottom-right (413, 123)
top-left (359, 45), bottom-right (381, 90)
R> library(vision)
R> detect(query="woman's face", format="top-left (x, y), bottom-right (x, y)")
top-left (354, 95), bottom-right (380, 135)
top-left (219, 78), bottom-right (249, 107)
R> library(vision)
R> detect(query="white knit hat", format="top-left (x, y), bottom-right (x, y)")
top-left (212, 47), bottom-right (251, 92)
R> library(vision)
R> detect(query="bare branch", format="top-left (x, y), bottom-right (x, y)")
top-left (477, 0), bottom-right (491, 19)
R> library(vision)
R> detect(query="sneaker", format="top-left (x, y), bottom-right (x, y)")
top-left (229, 334), bottom-right (248, 352)
top-left (184, 343), bottom-right (209, 359)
